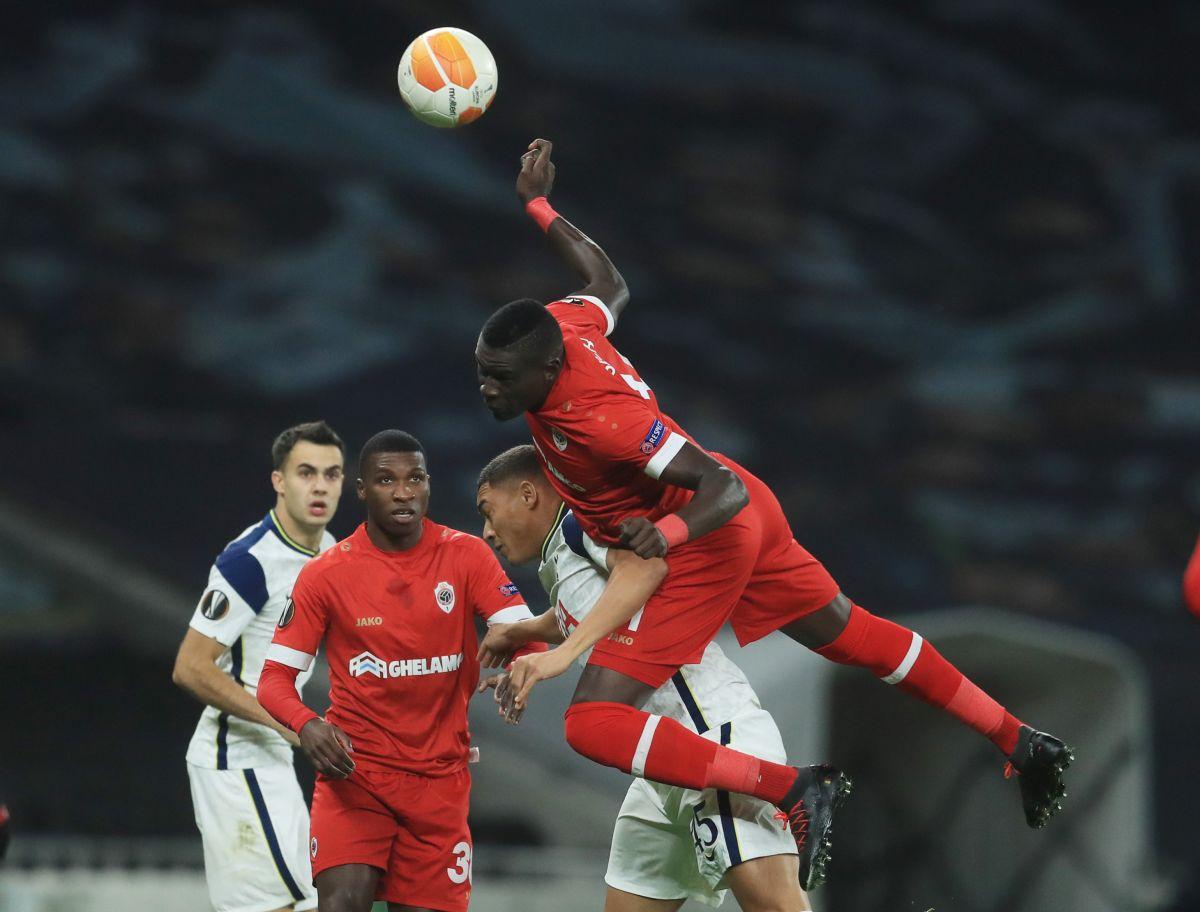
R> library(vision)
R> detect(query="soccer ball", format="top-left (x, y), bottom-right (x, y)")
top-left (397, 28), bottom-right (498, 128)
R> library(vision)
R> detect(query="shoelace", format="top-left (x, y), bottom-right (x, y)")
top-left (1003, 761), bottom-right (1017, 780)
top-left (786, 801), bottom-right (809, 849)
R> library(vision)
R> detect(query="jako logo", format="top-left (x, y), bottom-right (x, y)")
top-left (356, 617), bottom-right (383, 627)
top-left (607, 632), bottom-right (634, 646)
top-left (348, 650), bottom-right (464, 679)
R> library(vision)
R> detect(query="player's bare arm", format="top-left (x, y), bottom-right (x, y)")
top-left (518, 138), bottom-right (630, 321)
top-left (507, 548), bottom-right (667, 710)
top-left (620, 441), bottom-right (749, 559)
top-left (172, 628), bottom-right (300, 746)
top-left (478, 610), bottom-right (564, 668)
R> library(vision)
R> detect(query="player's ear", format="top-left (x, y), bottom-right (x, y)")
top-left (271, 470), bottom-right (285, 496)
top-left (356, 477), bottom-right (365, 501)
top-left (520, 479), bottom-right (538, 508)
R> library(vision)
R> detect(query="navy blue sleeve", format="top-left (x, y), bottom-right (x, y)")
top-left (214, 548), bottom-right (269, 614)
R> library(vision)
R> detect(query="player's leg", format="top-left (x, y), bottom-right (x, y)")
top-left (374, 769), bottom-right (473, 912)
top-left (603, 888), bottom-right (685, 912)
top-left (187, 764), bottom-right (315, 912)
top-left (725, 457), bottom-right (1072, 827)
top-left (309, 772), bottom-right (395, 912)
top-left (724, 855), bottom-right (809, 912)
top-left (784, 593), bottom-right (1026, 755)
top-left (782, 593), bottom-right (1072, 827)
top-left (604, 781), bottom-right (688, 912)
top-left (567, 668), bottom-right (847, 890)
top-left (314, 864), bottom-right (380, 912)
top-left (567, 666), bottom-right (801, 801)
top-left (251, 765), bottom-right (319, 912)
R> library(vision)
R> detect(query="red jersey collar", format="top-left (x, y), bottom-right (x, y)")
top-left (353, 517), bottom-right (438, 558)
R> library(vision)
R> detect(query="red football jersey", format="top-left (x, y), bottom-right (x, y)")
top-left (266, 520), bottom-right (530, 775)
top-left (525, 295), bottom-right (697, 545)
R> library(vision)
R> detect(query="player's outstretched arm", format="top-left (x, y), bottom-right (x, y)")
top-left (172, 629), bottom-right (300, 745)
top-left (517, 138), bottom-right (630, 323)
top-left (478, 610), bottom-right (564, 668)
top-left (507, 550), bottom-right (668, 710)
top-left (620, 441), bottom-right (749, 559)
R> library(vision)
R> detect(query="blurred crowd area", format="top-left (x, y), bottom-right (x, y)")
top-left (2, 0), bottom-right (1199, 872)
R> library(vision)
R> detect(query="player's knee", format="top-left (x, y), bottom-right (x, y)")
top-left (563, 703), bottom-right (596, 759)
top-left (316, 886), bottom-right (371, 912)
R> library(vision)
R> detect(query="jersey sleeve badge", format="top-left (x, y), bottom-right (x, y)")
top-left (640, 418), bottom-right (667, 454)
top-left (199, 590), bottom-right (230, 620)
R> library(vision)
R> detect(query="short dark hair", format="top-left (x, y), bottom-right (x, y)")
top-left (272, 420), bottom-right (345, 470)
top-left (358, 429), bottom-right (425, 477)
top-left (480, 299), bottom-right (563, 362)
top-left (476, 444), bottom-right (544, 490)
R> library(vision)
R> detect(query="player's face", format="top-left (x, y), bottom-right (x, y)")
top-left (476, 480), bottom-right (544, 565)
top-left (273, 441), bottom-right (344, 530)
top-left (357, 451), bottom-right (430, 537)
top-left (475, 340), bottom-right (553, 421)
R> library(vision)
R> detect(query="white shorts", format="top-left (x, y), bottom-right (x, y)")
top-left (605, 710), bottom-right (797, 908)
top-left (187, 763), bottom-right (317, 912)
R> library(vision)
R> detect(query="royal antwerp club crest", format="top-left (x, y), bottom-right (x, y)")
top-left (551, 428), bottom-right (568, 451)
top-left (434, 581), bottom-right (456, 613)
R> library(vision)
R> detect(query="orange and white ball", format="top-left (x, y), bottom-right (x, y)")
top-left (397, 28), bottom-right (498, 128)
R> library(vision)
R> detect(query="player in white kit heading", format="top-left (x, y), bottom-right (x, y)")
top-left (475, 445), bottom-right (812, 912)
top-left (173, 421), bottom-right (345, 912)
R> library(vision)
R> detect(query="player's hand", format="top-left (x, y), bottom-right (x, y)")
top-left (507, 649), bottom-right (572, 712)
top-left (477, 673), bottom-right (525, 724)
top-left (517, 138), bottom-right (556, 204)
top-left (298, 718), bottom-right (356, 779)
top-left (477, 622), bottom-right (530, 668)
top-left (619, 517), bottom-right (670, 559)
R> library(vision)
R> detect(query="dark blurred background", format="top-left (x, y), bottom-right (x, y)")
top-left (2, 0), bottom-right (1198, 909)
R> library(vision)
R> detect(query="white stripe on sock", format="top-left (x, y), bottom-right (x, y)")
top-left (631, 714), bottom-right (662, 778)
top-left (882, 633), bottom-right (923, 685)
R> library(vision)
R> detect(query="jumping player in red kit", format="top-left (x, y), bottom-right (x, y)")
top-left (473, 139), bottom-right (1074, 889)
top-left (257, 430), bottom-right (541, 912)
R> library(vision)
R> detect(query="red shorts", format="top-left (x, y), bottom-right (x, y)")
top-left (588, 457), bottom-right (840, 688)
top-left (309, 767), bottom-right (472, 911)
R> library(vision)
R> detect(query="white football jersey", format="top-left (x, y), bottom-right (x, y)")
top-left (186, 510), bottom-right (335, 770)
top-left (537, 506), bottom-right (766, 734)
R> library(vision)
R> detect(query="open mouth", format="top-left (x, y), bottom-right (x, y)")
top-left (391, 507), bottom-right (417, 522)
top-left (309, 501), bottom-right (328, 516)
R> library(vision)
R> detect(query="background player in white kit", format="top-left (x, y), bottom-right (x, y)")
top-left (173, 421), bottom-right (345, 912)
top-left (474, 445), bottom-right (812, 912)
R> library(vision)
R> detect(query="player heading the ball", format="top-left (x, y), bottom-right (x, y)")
top-left (473, 138), bottom-right (1074, 888)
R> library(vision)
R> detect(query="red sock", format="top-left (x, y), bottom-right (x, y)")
top-left (563, 702), bottom-right (798, 804)
top-left (815, 603), bottom-right (1024, 756)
